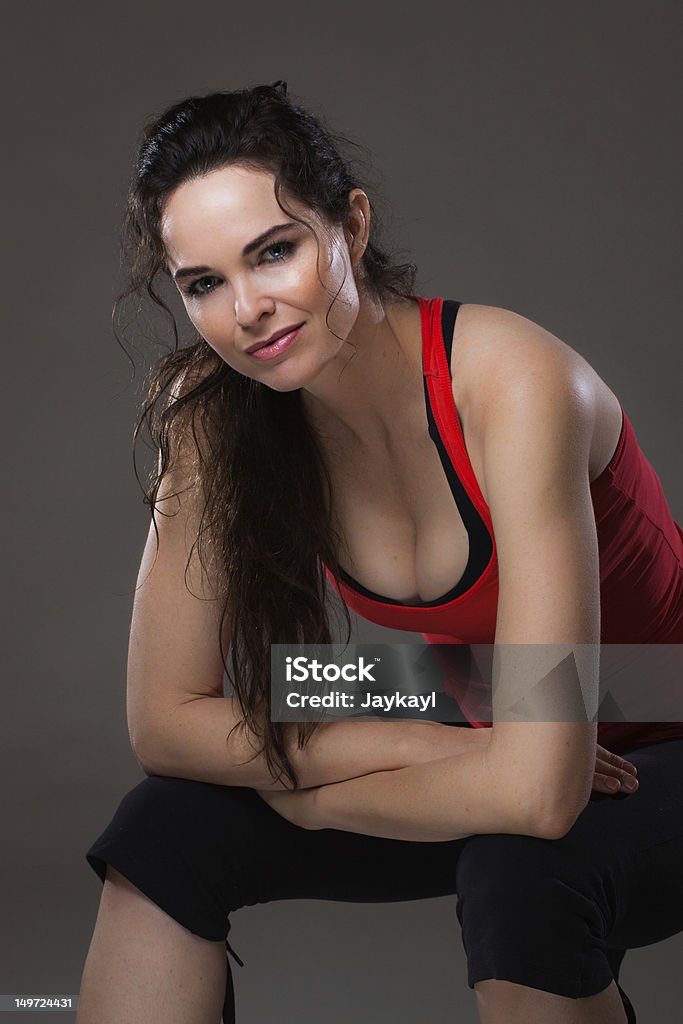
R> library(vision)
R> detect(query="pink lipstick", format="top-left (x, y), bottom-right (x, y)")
top-left (247, 324), bottom-right (304, 361)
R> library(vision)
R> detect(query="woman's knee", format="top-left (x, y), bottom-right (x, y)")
top-left (86, 776), bottom-right (253, 940)
top-left (104, 864), bottom-right (140, 893)
top-left (101, 864), bottom-right (177, 922)
top-left (454, 834), bottom-right (614, 995)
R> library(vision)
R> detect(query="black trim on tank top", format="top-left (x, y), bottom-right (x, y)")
top-left (336, 298), bottom-right (493, 608)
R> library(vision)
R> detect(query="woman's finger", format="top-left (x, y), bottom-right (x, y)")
top-left (593, 763), bottom-right (639, 793)
top-left (593, 771), bottom-right (622, 793)
top-left (595, 757), bottom-right (635, 783)
top-left (593, 771), bottom-right (634, 793)
top-left (596, 745), bottom-right (638, 777)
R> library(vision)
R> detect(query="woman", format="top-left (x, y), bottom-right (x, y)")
top-left (78, 81), bottom-right (683, 1024)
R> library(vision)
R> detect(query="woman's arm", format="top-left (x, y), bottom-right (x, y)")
top-left (466, 315), bottom-right (604, 837)
top-left (312, 748), bottom-right (513, 840)
top-left (258, 736), bottom-right (638, 839)
top-left (143, 699), bottom-right (488, 790)
top-left (261, 739), bottom-right (542, 841)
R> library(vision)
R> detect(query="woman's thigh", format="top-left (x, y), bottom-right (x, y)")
top-left (571, 738), bottom-right (683, 950)
top-left (85, 773), bottom-right (470, 942)
top-left (454, 737), bottom-right (683, 957)
top-left (451, 738), bottom-right (683, 997)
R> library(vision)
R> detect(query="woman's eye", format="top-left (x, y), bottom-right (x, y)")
top-left (260, 240), bottom-right (295, 263)
top-left (186, 275), bottom-right (219, 298)
top-left (184, 241), bottom-right (294, 299)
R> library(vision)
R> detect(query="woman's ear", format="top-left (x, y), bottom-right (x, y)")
top-left (346, 188), bottom-right (370, 252)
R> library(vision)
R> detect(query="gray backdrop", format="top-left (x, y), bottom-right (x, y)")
top-left (2, 1), bottom-right (681, 1021)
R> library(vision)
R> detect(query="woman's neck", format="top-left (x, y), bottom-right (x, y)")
top-left (299, 294), bottom-right (423, 452)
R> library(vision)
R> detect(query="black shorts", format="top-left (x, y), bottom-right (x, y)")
top-left (86, 738), bottom-right (683, 1020)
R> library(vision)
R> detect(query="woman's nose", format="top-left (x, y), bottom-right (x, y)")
top-left (234, 288), bottom-right (275, 328)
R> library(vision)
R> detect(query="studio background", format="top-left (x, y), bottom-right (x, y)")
top-left (2, 1), bottom-right (681, 1021)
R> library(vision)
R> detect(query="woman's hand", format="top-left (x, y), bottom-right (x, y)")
top-left (450, 727), bottom-right (638, 797)
top-left (255, 786), bottom-right (325, 829)
top-left (422, 725), bottom-right (639, 797)
top-left (592, 744), bottom-right (639, 795)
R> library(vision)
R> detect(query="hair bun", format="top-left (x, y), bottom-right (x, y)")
top-left (269, 79), bottom-right (288, 95)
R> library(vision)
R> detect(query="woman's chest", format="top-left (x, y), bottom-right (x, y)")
top-left (323, 405), bottom-right (479, 606)
top-left (321, 344), bottom-right (618, 610)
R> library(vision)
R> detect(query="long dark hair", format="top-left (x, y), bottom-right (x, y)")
top-left (116, 80), bottom-right (418, 788)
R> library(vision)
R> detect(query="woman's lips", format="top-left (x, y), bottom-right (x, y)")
top-left (247, 324), bottom-right (304, 361)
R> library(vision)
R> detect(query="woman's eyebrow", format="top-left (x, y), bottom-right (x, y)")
top-left (172, 222), bottom-right (295, 282)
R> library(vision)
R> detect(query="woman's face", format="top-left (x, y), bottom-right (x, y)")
top-left (160, 164), bottom-right (367, 391)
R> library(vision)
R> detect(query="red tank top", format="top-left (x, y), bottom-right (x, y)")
top-left (323, 296), bottom-right (683, 755)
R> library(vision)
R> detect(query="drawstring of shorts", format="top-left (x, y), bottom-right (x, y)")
top-left (222, 936), bottom-right (244, 1024)
top-left (225, 935), bottom-right (245, 967)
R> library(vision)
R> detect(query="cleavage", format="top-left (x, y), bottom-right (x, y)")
top-left (326, 423), bottom-right (471, 605)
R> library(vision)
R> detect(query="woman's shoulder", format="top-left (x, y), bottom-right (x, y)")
top-left (449, 301), bottom-right (623, 485)
top-left (449, 301), bottom-right (604, 424)
top-left (451, 302), bottom-right (590, 385)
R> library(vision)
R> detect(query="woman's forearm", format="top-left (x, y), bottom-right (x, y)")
top-left (309, 742), bottom-right (540, 842)
top-left (138, 696), bottom-right (481, 790)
